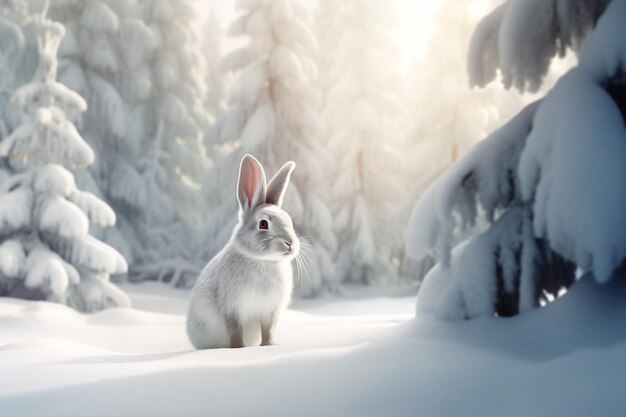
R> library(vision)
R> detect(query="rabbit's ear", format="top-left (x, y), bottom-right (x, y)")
top-left (266, 161), bottom-right (295, 208)
top-left (237, 154), bottom-right (266, 211)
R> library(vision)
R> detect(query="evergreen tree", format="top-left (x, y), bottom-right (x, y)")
top-left (134, 0), bottom-right (211, 283)
top-left (408, 0), bottom-right (623, 319)
top-left (0, 8), bottom-right (128, 311)
top-left (318, 0), bottom-right (407, 287)
top-left (50, 0), bottom-right (150, 268)
top-left (49, 0), bottom-right (211, 284)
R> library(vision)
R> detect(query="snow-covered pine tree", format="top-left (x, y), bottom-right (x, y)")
top-left (200, 0), bottom-right (336, 296)
top-left (127, 0), bottom-right (211, 283)
top-left (49, 0), bottom-right (211, 284)
top-left (408, 0), bottom-right (624, 320)
top-left (0, 8), bottom-right (129, 311)
top-left (318, 0), bottom-right (407, 287)
top-left (49, 0), bottom-right (149, 268)
top-left (141, 0), bottom-right (210, 210)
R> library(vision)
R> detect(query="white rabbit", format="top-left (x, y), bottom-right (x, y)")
top-left (187, 154), bottom-right (300, 349)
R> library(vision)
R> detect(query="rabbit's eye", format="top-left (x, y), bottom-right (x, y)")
top-left (259, 220), bottom-right (269, 230)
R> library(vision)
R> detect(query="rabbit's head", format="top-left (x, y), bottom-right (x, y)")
top-left (232, 154), bottom-right (300, 262)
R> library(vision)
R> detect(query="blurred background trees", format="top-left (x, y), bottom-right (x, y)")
top-left (0, 0), bottom-right (570, 309)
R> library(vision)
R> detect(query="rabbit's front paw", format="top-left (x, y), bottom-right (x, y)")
top-left (228, 320), bottom-right (245, 348)
top-left (230, 332), bottom-right (245, 348)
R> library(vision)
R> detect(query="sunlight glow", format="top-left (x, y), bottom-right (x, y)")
top-left (392, 0), bottom-right (443, 64)
top-left (199, 0), bottom-right (445, 68)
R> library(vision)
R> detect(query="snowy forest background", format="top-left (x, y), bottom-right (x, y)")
top-left (0, 0), bottom-right (623, 318)
top-left (2, 1), bottom-right (626, 415)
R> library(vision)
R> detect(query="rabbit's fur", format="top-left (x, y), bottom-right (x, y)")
top-left (187, 154), bottom-right (299, 349)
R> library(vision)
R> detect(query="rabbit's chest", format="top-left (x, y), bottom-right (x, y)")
top-left (237, 262), bottom-right (292, 320)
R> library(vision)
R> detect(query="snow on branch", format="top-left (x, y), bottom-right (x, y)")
top-left (467, 4), bottom-right (506, 90)
top-left (69, 190), bottom-right (116, 228)
top-left (117, 19), bottom-right (156, 69)
top-left (579, 0), bottom-right (626, 81)
top-left (65, 272), bottom-right (130, 312)
top-left (519, 68), bottom-right (626, 284)
top-left (407, 101), bottom-right (540, 265)
top-left (468, 0), bottom-right (611, 92)
top-left (50, 234), bottom-right (128, 275)
top-left (24, 244), bottom-right (80, 296)
top-left (414, 0), bottom-right (626, 320)
top-left (86, 73), bottom-right (126, 139)
top-left (32, 164), bottom-right (74, 195)
top-left (0, 239), bottom-right (25, 279)
top-left (0, 108), bottom-right (94, 169)
top-left (39, 195), bottom-right (89, 239)
top-left (0, 9), bottom-right (130, 312)
top-left (0, 188), bottom-right (31, 235)
top-left (416, 206), bottom-right (576, 319)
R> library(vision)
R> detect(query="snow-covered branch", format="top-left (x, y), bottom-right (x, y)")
top-left (411, 0), bottom-right (626, 320)
top-left (469, 0), bottom-right (612, 92)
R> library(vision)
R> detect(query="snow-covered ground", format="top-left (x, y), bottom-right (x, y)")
top-left (1, 277), bottom-right (626, 417)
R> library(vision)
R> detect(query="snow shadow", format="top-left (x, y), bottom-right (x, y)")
top-left (404, 274), bottom-right (626, 362)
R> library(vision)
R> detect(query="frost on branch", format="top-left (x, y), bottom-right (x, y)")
top-left (468, 0), bottom-right (611, 92)
top-left (0, 10), bottom-right (129, 312)
top-left (412, 0), bottom-right (626, 320)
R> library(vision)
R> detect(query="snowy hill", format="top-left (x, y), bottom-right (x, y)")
top-left (1, 276), bottom-right (625, 417)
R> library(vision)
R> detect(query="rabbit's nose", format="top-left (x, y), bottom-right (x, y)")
top-left (284, 240), bottom-right (292, 248)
